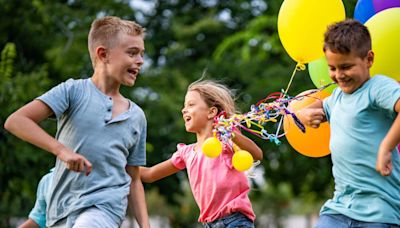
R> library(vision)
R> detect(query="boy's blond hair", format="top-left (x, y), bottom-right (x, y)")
top-left (188, 79), bottom-right (237, 117)
top-left (88, 16), bottom-right (145, 66)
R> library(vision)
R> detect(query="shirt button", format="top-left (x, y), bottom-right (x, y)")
top-left (109, 97), bottom-right (112, 100)
top-left (107, 108), bottom-right (111, 112)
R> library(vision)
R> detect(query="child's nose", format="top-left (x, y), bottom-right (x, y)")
top-left (336, 70), bottom-right (346, 79)
top-left (135, 55), bottom-right (144, 66)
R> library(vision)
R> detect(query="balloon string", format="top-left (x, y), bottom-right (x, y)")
top-left (283, 62), bottom-right (306, 96)
top-left (276, 62), bottom-right (305, 136)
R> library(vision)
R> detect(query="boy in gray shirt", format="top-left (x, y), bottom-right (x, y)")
top-left (5, 16), bottom-right (149, 228)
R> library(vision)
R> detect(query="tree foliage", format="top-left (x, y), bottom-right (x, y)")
top-left (1, 0), bottom-right (358, 226)
top-left (0, 42), bottom-right (52, 227)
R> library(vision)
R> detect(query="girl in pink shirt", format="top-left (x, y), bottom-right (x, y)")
top-left (141, 79), bottom-right (263, 227)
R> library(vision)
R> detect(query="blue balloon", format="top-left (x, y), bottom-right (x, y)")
top-left (354, 0), bottom-right (375, 23)
top-left (354, 0), bottom-right (400, 24)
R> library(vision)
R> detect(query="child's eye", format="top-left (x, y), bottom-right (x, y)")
top-left (128, 51), bottom-right (137, 57)
top-left (127, 49), bottom-right (144, 57)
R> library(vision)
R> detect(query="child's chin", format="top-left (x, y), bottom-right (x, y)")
top-left (185, 127), bottom-right (195, 133)
top-left (124, 81), bottom-right (136, 87)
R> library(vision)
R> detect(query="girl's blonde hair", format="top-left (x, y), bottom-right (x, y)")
top-left (188, 79), bottom-right (237, 117)
top-left (88, 16), bottom-right (145, 66)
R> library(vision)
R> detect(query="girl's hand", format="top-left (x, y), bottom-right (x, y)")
top-left (57, 147), bottom-right (92, 176)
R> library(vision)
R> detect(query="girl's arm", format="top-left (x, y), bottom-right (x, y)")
top-left (140, 160), bottom-right (180, 183)
top-left (232, 132), bottom-right (263, 160)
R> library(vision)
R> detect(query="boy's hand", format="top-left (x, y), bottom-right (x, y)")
top-left (376, 146), bottom-right (393, 176)
top-left (297, 108), bottom-right (325, 128)
top-left (57, 147), bottom-right (92, 176)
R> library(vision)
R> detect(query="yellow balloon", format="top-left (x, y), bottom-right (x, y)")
top-left (278, 0), bottom-right (345, 64)
top-left (232, 150), bottom-right (254, 172)
top-left (366, 8), bottom-right (400, 81)
top-left (202, 137), bottom-right (222, 158)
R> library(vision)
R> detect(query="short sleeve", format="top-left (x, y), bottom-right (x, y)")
top-left (36, 79), bottom-right (76, 118)
top-left (127, 114), bottom-right (147, 166)
top-left (370, 75), bottom-right (400, 116)
top-left (170, 144), bottom-right (187, 170)
top-left (323, 88), bottom-right (339, 122)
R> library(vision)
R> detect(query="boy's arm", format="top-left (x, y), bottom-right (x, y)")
top-left (232, 132), bottom-right (263, 160)
top-left (18, 218), bottom-right (40, 228)
top-left (4, 100), bottom-right (92, 175)
top-left (140, 160), bottom-right (180, 183)
top-left (376, 99), bottom-right (400, 176)
top-left (126, 166), bottom-right (150, 228)
top-left (296, 100), bottom-right (327, 128)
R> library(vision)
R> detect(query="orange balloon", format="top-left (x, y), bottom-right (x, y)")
top-left (283, 90), bottom-right (331, 157)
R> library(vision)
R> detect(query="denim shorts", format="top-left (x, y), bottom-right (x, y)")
top-left (204, 212), bottom-right (254, 228)
top-left (315, 214), bottom-right (400, 228)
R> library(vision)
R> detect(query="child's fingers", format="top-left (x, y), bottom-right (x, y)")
top-left (383, 163), bottom-right (393, 176)
top-left (376, 160), bottom-right (392, 176)
top-left (64, 154), bottom-right (92, 175)
top-left (312, 113), bottom-right (325, 120)
top-left (84, 159), bottom-right (93, 176)
top-left (382, 168), bottom-right (391, 176)
top-left (310, 119), bottom-right (322, 128)
top-left (313, 109), bottom-right (326, 117)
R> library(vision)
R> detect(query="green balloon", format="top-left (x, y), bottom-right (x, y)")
top-left (308, 57), bottom-right (337, 94)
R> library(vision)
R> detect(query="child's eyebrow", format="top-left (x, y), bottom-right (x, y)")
top-left (127, 46), bottom-right (145, 52)
top-left (184, 100), bottom-right (196, 105)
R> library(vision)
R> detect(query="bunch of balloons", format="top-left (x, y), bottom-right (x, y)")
top-left (201, 84), bottom-right (334, 171)
top-left (203, 0), bottom-right (400, 163)
top-left (308, 0), bottom-right (400, 91)
top-left (277, 0), bottom-right (400, 157)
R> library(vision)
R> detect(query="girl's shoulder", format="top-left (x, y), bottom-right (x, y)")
top-left (177, 143), bottom-right (195, 153)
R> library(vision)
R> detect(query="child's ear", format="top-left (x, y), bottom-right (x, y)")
top-left (366, 50), bottom-right (374, 68)
top-left (208, 107), bottom-right (218, 120)
top-left (96, 46), bottom-right (108, 63)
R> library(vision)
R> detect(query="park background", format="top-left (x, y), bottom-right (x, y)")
top-left (0, 0), bottom-right (361, 227)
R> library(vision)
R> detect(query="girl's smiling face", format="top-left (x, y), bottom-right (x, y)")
top-left (182, 90), bottom-right (214, 133)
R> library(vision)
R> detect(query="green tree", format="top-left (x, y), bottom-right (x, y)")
top-left (0, 43), bottom-right (52, 227)
top-left (0, 0), bottom-right (358, 226)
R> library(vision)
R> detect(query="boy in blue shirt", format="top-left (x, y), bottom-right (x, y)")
top-left (5, 16), bottom-right (149, 228)
top-left (298, 19), bottom-right (400, 227)
top-left (19, 169), bottom-right (53, 228)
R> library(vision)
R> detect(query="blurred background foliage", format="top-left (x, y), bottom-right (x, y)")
top-left (0, 0), bottom-right (357, 227)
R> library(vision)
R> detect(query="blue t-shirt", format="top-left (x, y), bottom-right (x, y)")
top-left (29, 169), bottom-right (54, 228)
top-left (37, 78), bottom-right (147, 226)
top-left (321, 75), bottom-right (400, 224)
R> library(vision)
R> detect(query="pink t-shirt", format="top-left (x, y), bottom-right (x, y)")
top-left (170, 143), bottom-right (255, 223)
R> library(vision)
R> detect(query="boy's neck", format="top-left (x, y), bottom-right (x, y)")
top-left (91, 72), bottom-right (121, 97)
